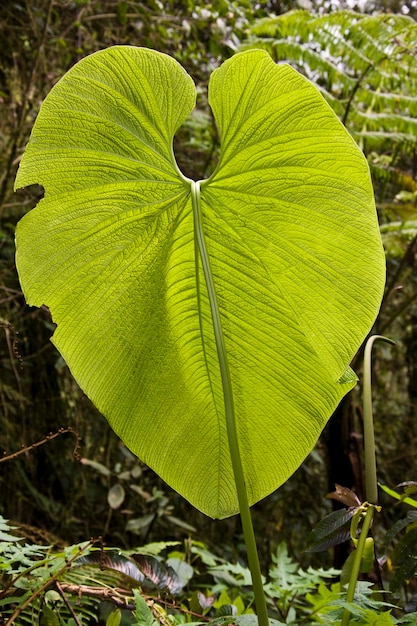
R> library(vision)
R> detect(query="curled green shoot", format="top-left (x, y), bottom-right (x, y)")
top-left (341, 334), bottom-right (394, 626)
top-left (363, 335), bottom-right (395, 505)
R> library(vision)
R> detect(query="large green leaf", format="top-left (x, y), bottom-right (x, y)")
top-left (14, 47), bottom-right (385, 519)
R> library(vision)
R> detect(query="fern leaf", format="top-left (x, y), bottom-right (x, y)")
top-left (245, 10), bottom-right (417, 151)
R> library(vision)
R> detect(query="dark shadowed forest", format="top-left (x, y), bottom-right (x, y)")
top-left (1, 1), bottom-right (417, 624)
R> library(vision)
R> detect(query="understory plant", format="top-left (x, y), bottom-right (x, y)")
top-left (3, 514), bottom-right (417, 625)
top-left (13, 46), bottom-right (385, 623)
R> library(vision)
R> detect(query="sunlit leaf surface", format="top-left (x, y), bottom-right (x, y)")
top-left (15, 48), bottom-right (385, 518)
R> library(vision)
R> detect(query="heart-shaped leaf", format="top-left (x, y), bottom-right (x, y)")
top-left (15, 47), bottom-right (385, 519)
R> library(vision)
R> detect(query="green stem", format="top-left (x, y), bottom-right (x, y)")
top-left (341, 334), bottom-right (395, 625)
top-left (363, 335), bottom-right (395, 504)
top-left (191, 181), bottom-right (269, 626)
top-left (341, 506), bottom-right (375, 626)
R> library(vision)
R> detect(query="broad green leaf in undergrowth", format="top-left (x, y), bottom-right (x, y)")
top-left (14, 47), bottom-right (385, 519)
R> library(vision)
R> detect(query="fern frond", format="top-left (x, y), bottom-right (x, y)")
top-left (245, 10), bottom-right (417, 152)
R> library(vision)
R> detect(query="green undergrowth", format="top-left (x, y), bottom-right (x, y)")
top-left (2, 515), bottom-right (417, 626)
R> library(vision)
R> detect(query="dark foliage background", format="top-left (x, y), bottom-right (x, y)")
top-left (1, 0), bottom-right (416, 570)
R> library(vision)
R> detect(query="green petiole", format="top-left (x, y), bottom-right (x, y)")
top-left (191, 180), bottom-right (269, 626)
